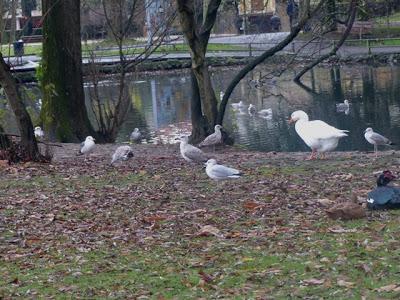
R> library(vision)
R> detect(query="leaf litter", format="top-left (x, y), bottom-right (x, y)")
top-left (1, 144), bottom-right (400, 298)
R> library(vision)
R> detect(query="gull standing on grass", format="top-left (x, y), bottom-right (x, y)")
top-left (78, 136), bottom-right (96, 158)
top-left (205, 159), bottom-right (242, 180)
top-left (111, 145), bottom-right (134, 165)
top-left (179, 136), bottom-right (208, 163)
top-left (198, 124), bottom-right (223, 151)
top-left (34, 126), bottom-right (44, 139)
top-left (130, 128), bottom-right (142, 143)
top-left (364, 127), bottom-right (394, 157)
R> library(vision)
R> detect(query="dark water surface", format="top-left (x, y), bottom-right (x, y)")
top-left (113, 64), bottom-right (400, 152)
top-left (3, 64), bottom-right (400, 152)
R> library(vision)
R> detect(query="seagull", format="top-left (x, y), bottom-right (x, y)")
top-left (364, 127), bottom-right (394, 157)
top-left (248, 104), bottom-right (256, 115)
top-left (205, 159), bottom-right (242, 180)
top-left (179, 136), bottom-right (208, 163)
top-left (336, 100), bottom-right (350, 115)
top-left (231, 101), bottom-right (245, 109)
top-left (198, 124), bottom-right (223, 150)
top-left (258, 108), bottom-right (272, 116)
top-left (78, 136), bottom-right (96, 157)
top-left (111, 145), bottom-right (134, 165)
top-left (336, 99), bottom-right (350, 111)
top-left (34, 126), bottom-right (44, 139)
top-left (130, 128), bottom-right (142, 143)
top-left (289, 110), bottom-right (348, 160)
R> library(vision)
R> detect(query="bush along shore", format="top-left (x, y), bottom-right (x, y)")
top-left (2, 143), bottom-right (400, 298)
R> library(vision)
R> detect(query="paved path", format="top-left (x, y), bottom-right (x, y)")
top-left (6, 32), bottom-right (400, 72)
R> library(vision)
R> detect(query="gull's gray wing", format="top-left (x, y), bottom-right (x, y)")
top-left (199, 133), bottom-right (219, 147)
top-left (210, 164), bottom-right (241, 178)
top-left (184, 145), bottom-right (207, 162)
top-left (80, 141), bottom-right (85, 150)
top-left (370, 132), bottom-right (390, 145)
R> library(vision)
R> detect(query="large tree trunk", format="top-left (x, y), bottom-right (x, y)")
top-left (176, 0), bottom-right (221, 137)
top-left (189, 70), bottom-right (208, 143)
top-left (41, 0), bottom-right (95, 142)
top-left (0, 53), bottom-right (40, 160)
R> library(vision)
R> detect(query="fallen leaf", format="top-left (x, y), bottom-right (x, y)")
top-left (196, 225), bottom-right (221, 237)
top-left (198, 270), bottom-right (213, 283)
top-left (242, 200), bottom-right (263, 211)
top-left (375, 284), bottom-right (400, 292)
top-left (303, 278), bottom-right (325, 285)
top-left (328, 227), bottom-right (358, 233)
top-left (337, 279), bottom-right (355, 288)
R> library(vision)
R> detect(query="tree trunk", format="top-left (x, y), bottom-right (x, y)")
top-left (41, 0), bottom-right (95, 142)
top-left (189, 70), bottom-right (208, 143)
top-left (0, 53), bottom-right (40, 160)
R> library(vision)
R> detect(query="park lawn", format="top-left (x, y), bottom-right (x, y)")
top-left (1, 145), bottom-right (400, 298)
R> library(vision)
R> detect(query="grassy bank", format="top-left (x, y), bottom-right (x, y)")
top-left (1, 144), bottom-right (400, 298)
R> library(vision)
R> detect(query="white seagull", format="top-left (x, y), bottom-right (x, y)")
top-left (34, 126), bottom-right (44, 139)
top-left (289, 110), bottom-right (349, 160)
top-left (130, 128), bottom-right (142, 143)
top-left (258, 108), bottom-right (272, 116)
top-left (248, 104), bottom-right (256, 115)
top-left (336, 99), bottom-right (350, 115)
top-left (231, 101), bottom-right (245, 109)
top-left (198, 124), bottom-right (223, 150)
top-left (111, 145), bottom-right (134, 165)
top-left (205, 159), bottom-right (242, 180)
top-left (364, 127), bottom-right (394, 157)
top-left (179, 136), bottom-right (208, 163)
top-left (78, 136), bottom-right (96, 157)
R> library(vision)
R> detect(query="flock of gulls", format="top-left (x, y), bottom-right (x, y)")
top-left (32, 98), bottom-right (395, 181)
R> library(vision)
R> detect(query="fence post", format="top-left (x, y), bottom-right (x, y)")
top-left (248, 43), bottom-right (252, 57)
top-left (367, 39), bottom-right (371, 55)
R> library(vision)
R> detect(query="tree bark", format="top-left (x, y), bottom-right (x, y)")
top-left (41, 0), bottom-right (95, 142)
top-left (189, 70), bottom-right (208, 143)
top-left (176, 0), bottom-right (221, 136)
top-left (0, 53), bottom-right (40, 160)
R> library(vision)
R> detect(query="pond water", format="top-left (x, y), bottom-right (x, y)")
top-left (113, 64), bottom-right (400, 152)
top-left (3, 64), bottom-right (400, 152)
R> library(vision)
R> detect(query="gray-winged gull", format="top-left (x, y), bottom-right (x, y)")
top-left (78, 136), bottom-right (96, 156)
top-left (111, 145), bottom-right (134, 164)
top-left (364, 127), bottom-right (394, 157)
top-left (205, 159), bottom-right (242, 180)
top-left (231, 101), bottom-right (244, 109)
top-left (199, 125), bottom-right (223, 150)
top-left (258, 108), bottom-right (272, 116)
top-left (248, 104), bottom-right (256, 115)
top-left (179, 136), bottom-right (208, 163)
top-left (130, 128), bottom-right (142, 143)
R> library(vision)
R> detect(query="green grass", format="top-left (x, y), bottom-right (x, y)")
top-left (374, 11), bottom-right (400, 24)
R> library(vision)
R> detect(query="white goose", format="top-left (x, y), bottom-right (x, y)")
top-left (289, 110), bottom-right (349, 160)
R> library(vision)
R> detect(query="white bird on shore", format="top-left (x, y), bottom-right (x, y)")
top-left (111, 145), bottom-right (134, 165)
top-left (179, 136), bottom-right (208, 163)
top-left (130, 128), bottom-right (142, 143)
top-left (289, 110), bottom-right (349, 160)
top-left (364, 127), bottom-right (394, 158)
top-left (198, 124), bottom-right (223, 150)
top-left (34, 126), bottom-right (44, 139)
top-left (205, 159), bottom-right (242, 180)
top-left (248, 104), bottom-right (256, 115)
top-left (78, 136), bottom-right (96, 157)
top-left (231, 101), bottom-right (244, 109)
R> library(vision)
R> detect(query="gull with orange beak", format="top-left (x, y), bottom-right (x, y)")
top-left (289, 110), bottom-right (349, 160)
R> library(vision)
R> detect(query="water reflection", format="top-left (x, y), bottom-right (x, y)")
top-left (2, 65), bottom-right (400, 152)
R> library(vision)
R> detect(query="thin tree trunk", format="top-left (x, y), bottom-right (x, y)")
top-left (0, 53), bottom-right (40, 160)
top-left (41, 0), bottom-right (96, 142)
